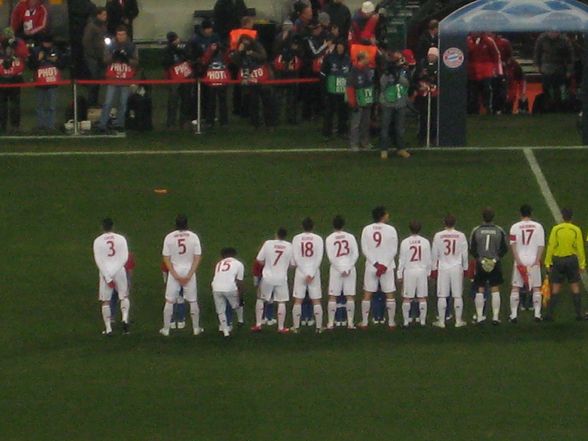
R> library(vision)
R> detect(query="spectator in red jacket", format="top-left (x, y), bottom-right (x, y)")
top-left (491, 33), bottom-right (511, 114)
top-left (467, 32), bottom-right (500, 114)
top-left (10, 0), bottom-right (48, 43)
top-left (350, 1), bottom-right (378, 45)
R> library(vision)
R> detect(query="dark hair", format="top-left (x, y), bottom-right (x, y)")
top-left (176, 214), bottom-right (188, 230)
top-left (561, 207), bottom-right (573, 221)
top-left (102, 218), bottom-right (114, 231)
top-left (482, 207), bottom-right (495, 223)
top-left (302, 217), bottom-right (314, 232)
top-left (221, 247), bottom-right (237, 258)
top-left (429, 19), bottom-right (439, 30)
top-left (444, 214), bottom-right (456, 228)
top-left (277, 227), bottom-right (287, 239)
top-left (409, 220), bottom-right (421, 234)
top-left (96, 6), bottom-right (107, 15)
top-left (520, 204), bottom-right (532, 217)
top-left (372, 206), bottom-right (387, 222)
top-left (115, 25), bottom-right (128, 34)
top-left (201, 19), bottom-right (213, 30)
top-left (333, 214), bottom-right (345, 230)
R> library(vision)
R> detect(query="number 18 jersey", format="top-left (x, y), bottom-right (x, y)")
top-left (509, 220), bottom-right (545, 265)
top-left (292, 232), bottom-right (324, 278)
top-left (162, 230), bottom-right (202, 272)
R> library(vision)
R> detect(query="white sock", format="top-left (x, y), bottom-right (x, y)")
top-left (255, 299), bottom-right (264, 326)
top-left (475, 293), bottom-right (485, 321)
top-left (346, 300), bottom-right (355, 326)
top-left (102, 304), bottom-right (112, 333)
top-left (532, 290), bottom-right (542, 318)
top-left (120, 298), bottom-right (130, 323)
top-left (402, 301), bottom-right (411, 325)
top-left (327, 301), bottom-right (336, 327)
top-left (190, 302), bottom-right (200, 330)
top-left (277, 303), bottom-right (286, 330)
top-left (437, 298), bottom-right (447, 324)
top-left (218, 311), bottom-right (228, 331)
top-left (292, 304), bottom-right (302, 329)
top-left (386, 299), bottom-right (396, 326)
top-left (163, 302), bottom-right (173, 330)
top-left (419, 300), bottom-right (427, 325)
top-left (491, 292), bottom-right (501, 321)
top-left (236, 305), bottom-right (244, 323)
top-left (510, 291), bottom-right (519, 319)
top-left (454, 297), bottom-right (464, 322)
top-left (361, 300), bottom-right (370, 325)
top-left (313, 304), bottom-right (323, 329)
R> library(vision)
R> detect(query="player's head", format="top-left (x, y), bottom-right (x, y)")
top-left (276, 227), bottom-right (287, 240)
top-left (444, 214), bottom-right (456, 228)
top-left (520, 204), bottom-right (532, 218)
top-left (102, 218), bottom-right (114, 232)
top-left (333, 214), bottom-right (345, 230)
top-left (372, 206), bottom-right (388, 223)
top-left (175, 214), bottom-right (188, 230)
top-left (561, 207), bottom-right (573, 221)
top-left (482, 207), bottom-right (494, 223)
top-left (221, 247), bottom-right (237, 258)
top-left (409, 220), bottom-right (421, 234)
top-left (302, 217), bottom-right (314, 232)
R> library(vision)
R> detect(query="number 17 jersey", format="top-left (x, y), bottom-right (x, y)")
top-left (509, 220), bottom-right (545, 265)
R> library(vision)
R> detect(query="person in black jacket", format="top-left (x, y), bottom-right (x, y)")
top-left (106, 0), bottom-right (139, 38)
top-left (214, 0), bottom-right (248, 43)
top-left (162, 32), bottom-right (194, 129)
top-left (323, 0), bottom-right (351, 40)
top-left (415, 19), bottom-right (438, 63)
top-left (321, 38), bottom-right (350, 139)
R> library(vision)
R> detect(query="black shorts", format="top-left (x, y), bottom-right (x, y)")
top-left (550, 256), bottom-right (581, 284)
top-left (474, 260), bottom-right (504, 287)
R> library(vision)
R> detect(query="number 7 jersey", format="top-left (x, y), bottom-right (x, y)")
top-left (256, 239), bottom-right (293, 285)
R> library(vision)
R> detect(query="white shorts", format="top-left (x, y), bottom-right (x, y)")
top-left (213, 291), bottom-right (240, 314)
top-left (293, 270), bottom-right (322, 300)
top-left (364, 264), bottom-right (396, 293)
top-left (401, 269), bottom-right (428, 299)
top-left (328, 267), bottom-right (356, 297)
top-left (98, 268), bottom-right (128, 301)
top-left (437, 266), bottom-right (464, 298)
top-left (165, 274), bottom-right (197, 302)
top-left (259, 278), bottom-right (289, 302)
top-left (512, 264), bottom-right (542, 289)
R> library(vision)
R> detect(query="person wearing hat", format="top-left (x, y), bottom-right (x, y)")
top-left (0, 27), bottom-right (29, 135)
top-left (350, 1), bottom-right (378, 45)
top-left (83, 7), bottom-right (108, 106)
top-left (106, 0), bottom-right (139, 39)
top-left (29, 33), bottom-right (68, 132)
top-left (323, 0), bottom-right (351, 41)
top-left (414, 46), bottom-right (439, 146)
top-left (321, 37), bottom-right (350, 140)
top-left (162, 31), bottom-right (194, 130)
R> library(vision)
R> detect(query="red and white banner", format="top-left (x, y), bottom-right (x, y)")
top-left (105, 62), bottom-right (136, 80)
top-left (168, 61), bottom-right (193, 80)
top-left (35, 66), bottom-right (62, 84)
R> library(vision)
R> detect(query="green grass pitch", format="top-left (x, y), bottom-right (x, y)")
top-left (2, 118), bottom-right (588, 440)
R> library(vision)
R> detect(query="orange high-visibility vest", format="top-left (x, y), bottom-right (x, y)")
top-left (229, 28), bottom-right (258, 51)
top-left (350, 44), bottom-right (377, 68)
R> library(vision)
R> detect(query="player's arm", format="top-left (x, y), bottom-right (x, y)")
top-left (425, 242), bottom-right (432, 276)
top-left (431, 235), bottom-right (440, 270)
top-left (576, 226), bottom-right (586, 270)
top-left (93, 244), bottom-right (113, 282)
top-left (350, 236), bottom-right (360, 266)
top-left (360, 227), bottom-right (372, 264)
top-left (397, 241), bottom-right (406, 281)
top-left (469, 228), bottom-right (479, 259)
top-left (385, 230), bottom-right (399, 269)
top-left (498, 228), bottom-right (509, 259)
top-left (236, 262), bottom-right (245, 296)
top-left (311, 238), bottom-right (325, 277)
top-left (185, 254), bottom-right (202, 280)
top-left (544, 227), bottom-right (556, 268)
top-left (162, 255), bottom-right (181, 281)
top-left (460, 235), bottom-right (469, 271)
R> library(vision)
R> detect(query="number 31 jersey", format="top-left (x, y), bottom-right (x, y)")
top-left (325, 231), bottom-right (359, 273)
top-left (432, 229), bottom-right (469, 270)
top-left (509, 220), bottom-right (545, 265)
top-left (162, 230), bottom-right (202, 271)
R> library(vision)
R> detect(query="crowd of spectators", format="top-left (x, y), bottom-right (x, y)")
top-left (0, 0), bottom-right (583, 143)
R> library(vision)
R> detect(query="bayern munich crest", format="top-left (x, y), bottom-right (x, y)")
top-left (443, 47), bottom-right (465, 69)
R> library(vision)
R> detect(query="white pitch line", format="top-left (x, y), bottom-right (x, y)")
top-left (0, 145), bottom-right (587, 157)
top-left (523, 148), bottom-right (563, 223)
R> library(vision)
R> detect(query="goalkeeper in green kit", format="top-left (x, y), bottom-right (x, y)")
top-left (470, 207), bottom-right (509, 325)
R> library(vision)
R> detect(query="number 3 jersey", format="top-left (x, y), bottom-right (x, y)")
top-left (162, 230), bottom-right (202, 273)
top-left (291, 232), bottom-right (324, 278)
top-left (256, 239), bottom-right (293, 285)
top-left (431, 229), bottom-right (469, 270)
top-left (93, 232), bottom-right (129, 281)
top-left (397, 235), bottom-right (431, 276)
top-left (509, 220), bottom-right (545, 265)
top-left (211, 257), bottom-right (245, 292)
top-left (325, 231), bottom-right (359, 273)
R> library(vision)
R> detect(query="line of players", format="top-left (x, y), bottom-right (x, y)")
top-left (93, 203), bottom-right (548, 337)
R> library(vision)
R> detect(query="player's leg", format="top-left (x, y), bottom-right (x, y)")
top-left (343, 267), bottom-right (357, 328)
top-left (327, 268), bottom-right (342, 329)
top-left (275, 284), bottom-right (290, 333)
top-left (213, 292), bottom-right (230, 336)
top-left (490, 264), bottom-right (504, 324)
top-left (451, 267), bottom-right (466, 327)
top-left (308, 275), bottom-right (323, 331)
top-left (114, 270), bottom-right (130, 333)
top-left (253, 281), bottom-right (271, 330)
top-left (416, 272), bottom-right (428, 326)
top-left (361, 265), bottom-right (377, 327)
top-left (434, 270), bottom-right (449, 328)
top-left (292, 273), bottom-right (305, 331)
top-left (510, 264), bottom-right (523, 322)
top-left (110, 290), bottom-right (119, 324)
top-left (473, 263), bottom-right (487, 323)
top-left (161, 277), bottom-right (179, 336)
top-left (380, 271), bottom-right (397, 328)
top-left (99, 277), bottom-right (113, 335)
top-left (183, 276), bottom-right (202, 335)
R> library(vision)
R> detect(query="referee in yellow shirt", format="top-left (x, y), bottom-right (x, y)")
top-left (544, 208), bottom-right (586, 321)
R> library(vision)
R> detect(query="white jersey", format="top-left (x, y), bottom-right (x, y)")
top-left (432, 229), bottom-right (469, 271)
top-left (509, 220), bottom-right (545, 265)
top-left (162, 230), bottom-right (202, 272)
top-left (397, 234), bottom-right (431, 277)
top-left (292, 232), bottom-right (324, 278)
top-left (256, 239), bottom-right (293, 285)
top-left (361, 222), bottom-right (398, 268)
top-left (325, 230), bottom-right (359, 273)
top-left (211, 257), bottom-right (245, 292)
top-left (93, 232), bottom-right (129, 282)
